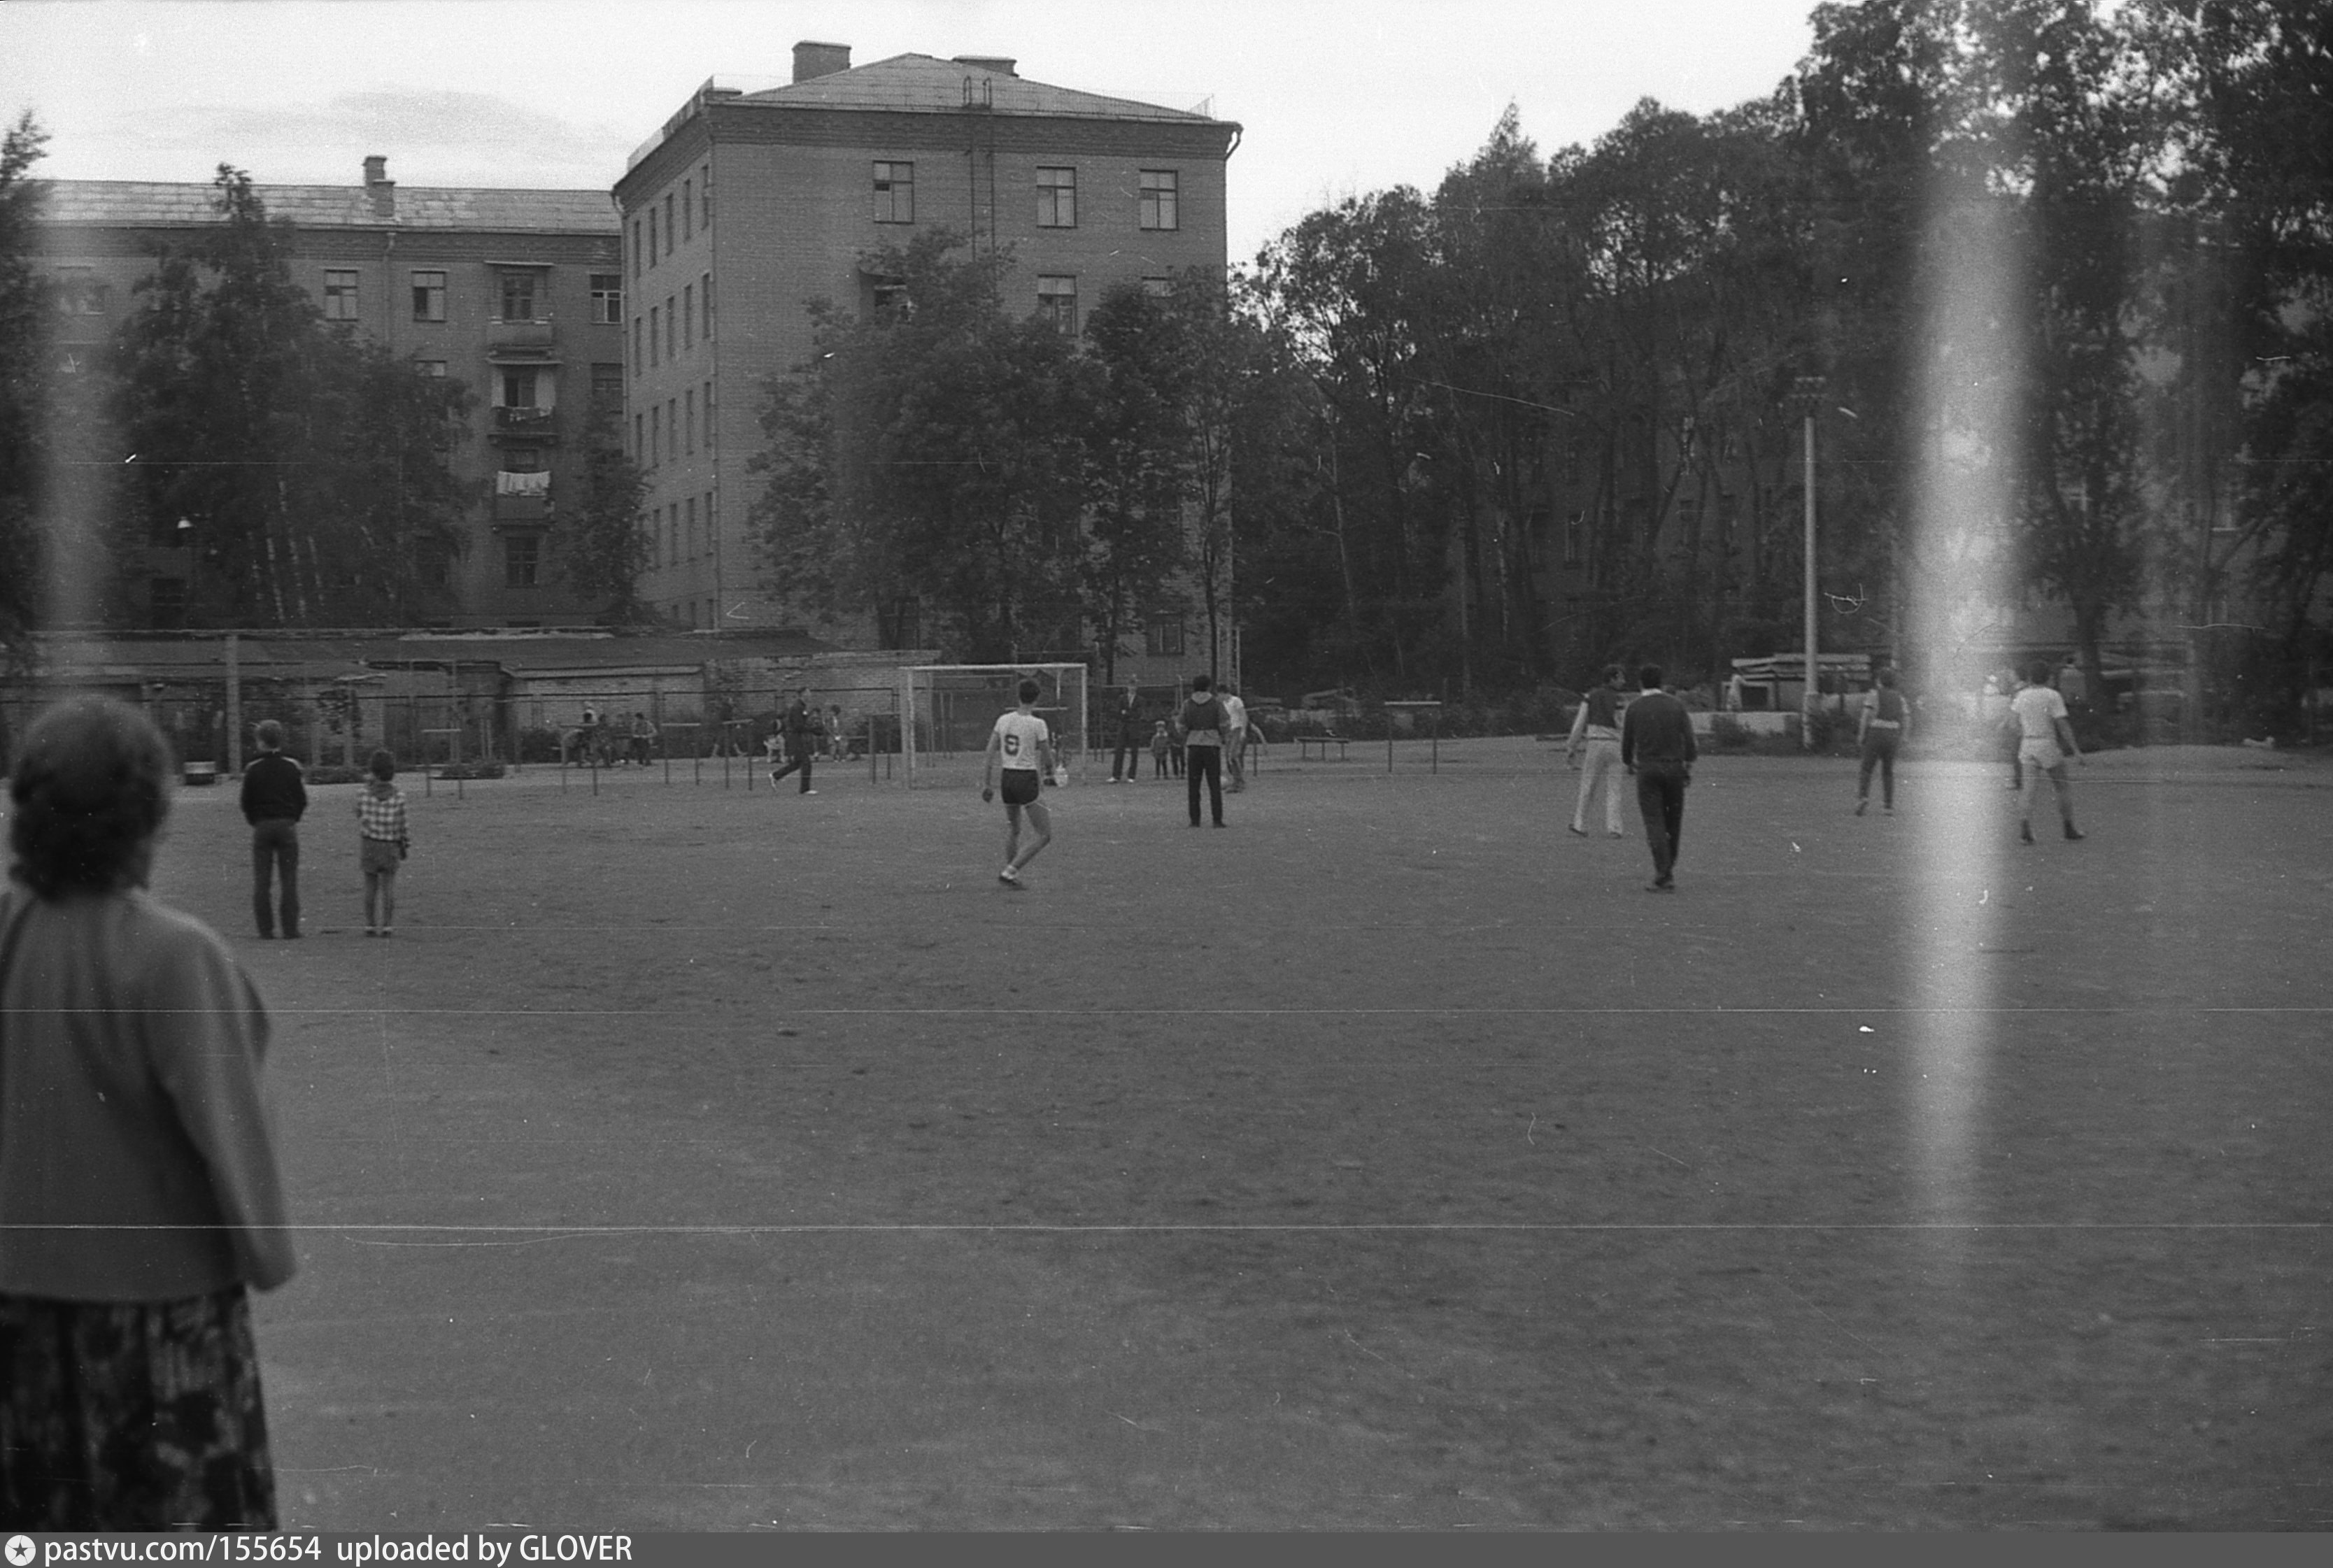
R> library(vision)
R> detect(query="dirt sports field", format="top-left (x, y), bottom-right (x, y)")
top-left (141, 737), bottom-right (2329, 1530)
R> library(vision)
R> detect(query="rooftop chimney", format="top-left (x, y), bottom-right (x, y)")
top-left (953, 56), bottom-right (1017, 76)
top-left (362, 155), bottom-right (395, 220)
top-left (793, 41), bottom-right (851, 83)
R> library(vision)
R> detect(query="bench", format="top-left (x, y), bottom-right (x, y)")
top-left (182, 761), bottom-right (220, 786)
top-left (1297, 734), bottom-right (1349, 762)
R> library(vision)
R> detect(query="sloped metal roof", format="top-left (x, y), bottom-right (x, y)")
top-left (36, 180), bottom-right (618, 234)
top-left (738, 52), bottom-right (1226, 124)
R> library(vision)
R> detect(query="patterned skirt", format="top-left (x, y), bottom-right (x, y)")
top-left (0, 1288), bottom-right (276, 1530)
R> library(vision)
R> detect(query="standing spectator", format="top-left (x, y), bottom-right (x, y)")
top-left (355, 748), bottom-right (411, 938)
top-left (628, 711), bottom-right (658, 769)
top-left (1221, 685), bottom-right (1253, 792)
top-left (1181, 675), bottom-right (1230, 828)
top-left (1855, 668), bottom-right (1910, 815)
top-left (2011, 658), bottom-right (2085, 843)
top-left (239, 718), bottom-right (306, 940)
top-left (1149, 719), bottom-right (1171, 779)
top-left (979, 677), bottom-right (1061, 887)
top-left (2056, 654), bottom-right (2090, 740)
top-left (770, 686), bottom-right (817, 794)
top-left (1564, 664), bottom-right (1628, 839)
top-left (1108, 684), bottom-right (1144, 783)
top-left (826, 705), bottom-right (849, 762)
top-left (0, 697), bottom-right (297, 1528)
top-left (1725, 670), bottom-right (1747, 713)
top-left (1621, 664), bottom-right (1698, 892)
top-left (1169, 710), bottom-right (1186, 778)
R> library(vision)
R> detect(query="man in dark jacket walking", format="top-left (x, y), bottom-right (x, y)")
top-left (1108, 684), bottom-right (1144, 783)
top-left (240, 718), bottom-right (308, 936)
top-left (770, 687), bottom-right (818, 794)
top-left (1620, 665), bottom-right (1697, 892)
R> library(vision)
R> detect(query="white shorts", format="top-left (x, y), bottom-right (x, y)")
top-left (2019, 740), bottom-right (2065, 771)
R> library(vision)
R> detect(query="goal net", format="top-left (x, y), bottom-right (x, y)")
top-left (900, 663), bottom-right (1089, 789)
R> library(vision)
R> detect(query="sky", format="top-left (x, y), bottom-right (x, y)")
top-left (3, 0), bottom-right (1822, 265)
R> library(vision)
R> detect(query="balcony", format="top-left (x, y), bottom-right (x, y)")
top-left (488, 318), bottom-right (555, 355)
top-left (492, 406), bottom-right (558, 442)
top-left (492, 492), bottom-right (552, 525)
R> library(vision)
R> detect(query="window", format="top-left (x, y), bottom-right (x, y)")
top-left (502, 445), bottom-right (543, 473)
top-left (415, 539), bottom-right (451, 590)
top-left (591, 273), bottom-right (622, 324)
top-left (592, 362), bottom-right (624, 408)
top-left (702, 272), bottom-right (714, 339)
top-left (685, 390), bottom-right (695, 455)
top-left (323, 269), bottom-right (359, 320)
top-left (665, 296), bottom-right (676, 359)
top-left (413, 359), bottom-right (447, 378)
top-left (1144, 614), bottom-right (1186, 658)
top-left (702, 166), bottom-right (711, 227)
top-left (504, 535), bottom-right (541, 589)
top-left (873, 161), bottom-right (914, 222)
top-left (632, 315), bottom-right (642, 371)
top-left (682, 180), bottom-right (693, 241)
top-left (704, 382), bottom-right (714, 447)
top-left (149, 577), bottom-right (187, 629)
top-left (55, 269), bottom-right (110, 315)
top-left (683, 284), bottom-right (693, 350)
top-left (499, 270), bottom-right (539, 322)
top-left (648, 306), bottom-right (659, 367)
top-left (1035, 275), bottom-right (1078, 334)
top-left (686, 496), bottom-right (697, 560)
top-left (1138, 169), bottom-right (1179, 230)
top-left (411, 270), bottom-right (446, 322)
top-left (647, 208), bottom-right (657, 268)
top-left (650, 406), bottom-right (661, 466)
top-left (500, 366), bottom-right (539, 408)
top-left (667, 399), bottom-right (677, 461)
top-left (632, 220), bottom-right (642, 278)
top-left (1036, 166), bottom-right (1075, 227)
top-left (634, 411), bottom-right (644, 458)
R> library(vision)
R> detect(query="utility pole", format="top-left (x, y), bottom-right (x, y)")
top-left (1795, 376), bottom-right (1824, 749)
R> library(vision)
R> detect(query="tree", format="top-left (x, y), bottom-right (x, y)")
top-left (752, 231), bottom-right (1098, 662)
top-left (1078, 281), bottom-right (1196, 683)
top-left (559, 403), bottom-right (653, 622)
top-left (108, 166), bottom-right (474, 626)
top-left (0, 112), bottom-right (49, 667)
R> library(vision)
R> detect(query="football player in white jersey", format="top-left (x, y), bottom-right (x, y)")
top-left (980, 677), bottom-right (1061, 886)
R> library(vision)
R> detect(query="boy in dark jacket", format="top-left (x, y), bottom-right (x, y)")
top-left (240, 718), bottom-right (308, 936)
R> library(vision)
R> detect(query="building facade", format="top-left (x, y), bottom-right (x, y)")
top-left (33, 161), bottom-right (624, 628)
top-left (614, 42), bottom-right (1240, 667)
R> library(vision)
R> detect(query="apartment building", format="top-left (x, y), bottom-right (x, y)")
top-left (614, 41), bottom-right (1240, 657)
top-left (33, 159), bottom-right (624, 627)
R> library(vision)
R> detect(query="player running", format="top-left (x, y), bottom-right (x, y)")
top-left (979, 678), bottom-right (1061, 887)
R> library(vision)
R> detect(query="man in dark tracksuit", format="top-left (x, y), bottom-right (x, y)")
top-left (770, 687), bottom-right (817, 794)
top-left (240, 718), bottom-right (309, 937)
top-left (1108, 684), bottom-right (1144, 783)
top-left (1619, 664), bottom-right (1697, 893)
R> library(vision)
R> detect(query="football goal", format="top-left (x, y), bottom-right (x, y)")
top-left (900, 663), bottom-right (1089, 790)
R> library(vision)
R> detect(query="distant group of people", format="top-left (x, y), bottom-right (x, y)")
top-left (1106, 680), bottom-right (1260, 792)
top-left (570, 706), bottom-right (660, 768)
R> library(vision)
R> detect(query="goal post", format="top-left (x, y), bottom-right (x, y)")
top-left (900, 663), bottom-right (1089, 789)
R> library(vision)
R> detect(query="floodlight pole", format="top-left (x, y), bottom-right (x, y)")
top-left (1796, 376), bottom-right (1824, 750)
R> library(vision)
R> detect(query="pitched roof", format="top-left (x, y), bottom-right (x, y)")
top-left (35, 180), bottom-right (618, 234)
top-left (738, 53), bottom-right (1224, 124)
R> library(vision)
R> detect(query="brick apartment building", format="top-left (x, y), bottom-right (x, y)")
top-left (614, 41), bottom-right (1241, 669)
top-left (32, 161), bottom-right (624, 627)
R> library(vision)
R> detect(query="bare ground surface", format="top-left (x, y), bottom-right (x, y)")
top-left (145, 739), bottom-right (2332, 1530)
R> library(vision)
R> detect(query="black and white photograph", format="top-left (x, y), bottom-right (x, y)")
top-left (1, 0), bottom-right (2326, 1536)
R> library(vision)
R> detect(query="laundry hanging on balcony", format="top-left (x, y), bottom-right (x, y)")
top-left (495, 469), bottom-right (552, 496)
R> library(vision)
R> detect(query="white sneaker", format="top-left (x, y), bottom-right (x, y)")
top-left (800, 790), bottom-right (818, 796)
top-left (998, 866), bottom-right (1020, 885)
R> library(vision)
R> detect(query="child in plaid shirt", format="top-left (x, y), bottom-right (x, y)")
top-left (355, 749), bottom-right (411, 937)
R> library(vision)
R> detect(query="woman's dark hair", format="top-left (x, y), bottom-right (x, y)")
top-left (368, 748), bottom-right (397, 781)
top-left (8, 697), bottom-right (175, 900)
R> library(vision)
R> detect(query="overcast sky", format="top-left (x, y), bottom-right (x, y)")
top-left (4, 0), bottom-right (1820, 264)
